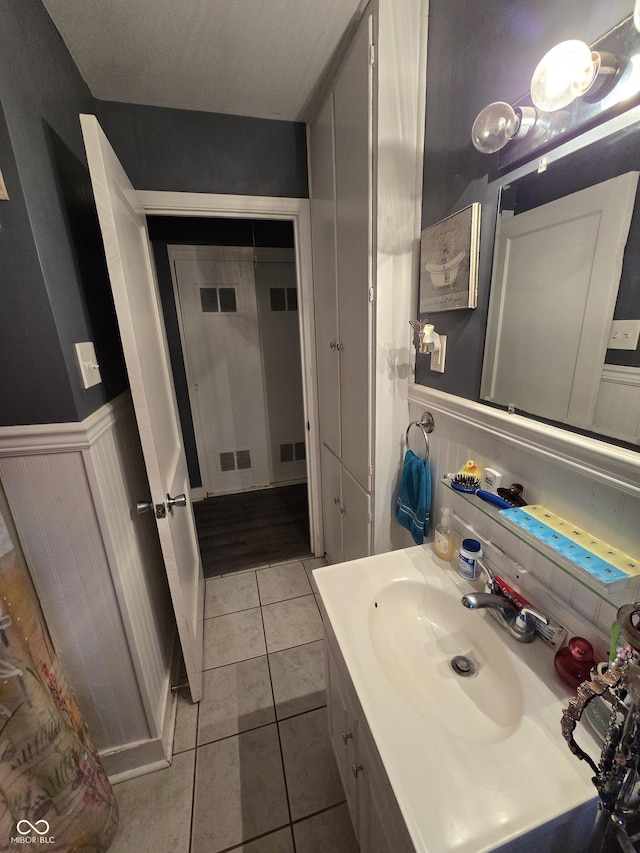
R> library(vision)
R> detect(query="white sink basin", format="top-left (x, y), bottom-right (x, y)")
top-left (314, 546), bottom-right (600, 853)
top-left (369, 578), bottom-right (523, 743)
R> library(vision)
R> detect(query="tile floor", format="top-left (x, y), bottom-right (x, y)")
top-left (108, 557), bottom-right (359, 853)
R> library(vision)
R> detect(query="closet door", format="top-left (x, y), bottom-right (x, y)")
top-left (321, 443), bottom-right (343, 565)
top-left (334, 13), bottom-right (373, 492)
top-left (310, 93), bottom-right (341, 458)
top-left (341, 467), bottom-right (371, 563)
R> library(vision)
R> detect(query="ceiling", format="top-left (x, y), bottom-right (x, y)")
top-left (43, 0), bottom-right (364, 122)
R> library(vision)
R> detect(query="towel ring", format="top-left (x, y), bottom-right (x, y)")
top-left (405, 411), bottom-right (434, 461)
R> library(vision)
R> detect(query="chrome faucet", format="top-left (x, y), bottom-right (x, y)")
top-left (460, 560), bottom-right (548, 643)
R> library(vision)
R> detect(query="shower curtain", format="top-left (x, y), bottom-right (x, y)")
top-left (0, 497), bottom-right (118, 850)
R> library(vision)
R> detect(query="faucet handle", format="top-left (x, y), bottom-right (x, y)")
top-left (515, 606), bottom-right (549, 631)
top-left (477, 558), bottom-right (496, 592)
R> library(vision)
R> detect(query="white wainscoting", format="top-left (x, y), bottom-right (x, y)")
top-left (593, 364), bottom-right (640, 445)
top-left (0, 393), bottom-right (177, 778)
top-left (408, 384), bottom-right (640, 649)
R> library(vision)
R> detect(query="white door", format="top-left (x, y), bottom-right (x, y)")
top-left (483, 171), bottom-right (638, 426)
top-left (253, 249), bottom-right (307, 484)
top-left (80, 114), bottom-right (204, 702)
top-left (310, 92), bottom-right (342, 459)
top-left (170, 246), bottom-right (271, 494)
top-left (320, 443), bottom-right (343, 564)
top-left (334, 14), bottom-right (373, 491)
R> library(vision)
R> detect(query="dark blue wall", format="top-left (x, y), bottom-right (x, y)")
top-left (415, 0), bottom-right (632, 396)
top-left (95, 101), bottom-right (309, 197)
top-left (0, 0), bottom-right (126, 425)
top-left (0, 2), bottom-right (309, 427)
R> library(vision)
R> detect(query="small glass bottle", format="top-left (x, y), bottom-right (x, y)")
top-left (554, 637), bottom-right (597, 689)
top-left (434, 507), bottom-right (454, 562)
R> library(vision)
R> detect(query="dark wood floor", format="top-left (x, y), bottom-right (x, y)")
top-left (193, 483), bottom-right (311, 578)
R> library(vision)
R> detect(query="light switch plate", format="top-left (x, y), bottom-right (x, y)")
top-left (75, 342), bottom-right (102, 388)
top-left (608, 319), bottom-right (640, 350)
top-left (430, 335), bottom-right (447, 373)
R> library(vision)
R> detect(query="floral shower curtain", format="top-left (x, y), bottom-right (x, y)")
top-left (0, 495), bottom-right (118, 851)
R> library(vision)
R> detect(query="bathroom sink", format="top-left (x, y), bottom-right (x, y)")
top-left (314, 547), bottom-right (600, 853)
top-left (369, 578), bottom-right (523, 743)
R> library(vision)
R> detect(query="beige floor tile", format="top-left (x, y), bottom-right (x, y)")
top-left (192, 725), bottom-right (289, 852)
top-left (262, 595), bottom-right (323, 653)
top-left (205, 572), bottom-right (259, 618)
top-left (173, 692), bottom-right (199, 754)
top-left (279, 707), bottom-right (344, 821)
top-left (109, 751), bottom-right (194, 853)
top-left (302, 557), bottom-right (327, 595)
top-left (257, 561), bottom-right (311, 605)
top-left (293, 803), bottom-right (358, 852)
top-left (269, 640), bottom-right (325, 719)
top-left (219, 827), bottom-right (295, 852)
top-left (197, 656), bottom-right (275, 745)
top-left (204, 607), bottom-right (266, 669)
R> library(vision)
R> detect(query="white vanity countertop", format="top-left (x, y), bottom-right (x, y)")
top-left (314, 545), bottom-right (601, 853)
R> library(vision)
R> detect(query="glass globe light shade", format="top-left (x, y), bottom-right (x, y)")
top-left (531, 40), bottom-right (596, 111)
top-left (471, 101), bottom-right (519, 153)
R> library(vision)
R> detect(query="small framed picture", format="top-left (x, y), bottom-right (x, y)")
top-left (419, 203), bottom-right (481, 313)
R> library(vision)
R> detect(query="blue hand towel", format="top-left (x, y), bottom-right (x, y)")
top-left (395, 449), bottom-right (431, 545)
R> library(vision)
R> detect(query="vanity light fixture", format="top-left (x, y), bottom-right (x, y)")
top-left (470, 14), bottom-right (640, 164)
top-left (530, 39), bottom-right (627, 112)
top-left (471, 102), bottom-right (537, 154)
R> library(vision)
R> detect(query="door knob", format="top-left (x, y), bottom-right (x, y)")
top-left (166, 493), bottom-right (187, 512)
top-left (136, 500), bottom-right (154, 515)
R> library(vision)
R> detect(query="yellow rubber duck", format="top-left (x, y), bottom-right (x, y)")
top-left (459, 459), bottom-right (483, 478)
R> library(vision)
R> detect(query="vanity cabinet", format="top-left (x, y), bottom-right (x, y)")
top-left (324, 621), bottom-right (415, 852)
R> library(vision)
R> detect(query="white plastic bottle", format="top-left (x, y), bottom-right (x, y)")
top-left (434, 507), bottom-right (455, 562)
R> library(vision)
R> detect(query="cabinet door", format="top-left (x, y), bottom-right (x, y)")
top-left (320, 443), bottom-right (343, 564)
top-left (356, 730), bottom-right (397, 853)
top-left (326, 643), bottom-right (358, 835)
top-left (310, 94), bottom-right (342, 457)
top-left (334, 13), bottom-right (373, 491)
top-left (342, 466), bottom-right (371, 562)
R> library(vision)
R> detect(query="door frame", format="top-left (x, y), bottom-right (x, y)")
top-left (139, 191), bottom-right (323, 558)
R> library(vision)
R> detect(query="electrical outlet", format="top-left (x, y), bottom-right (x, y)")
top-left (607, 319), bottom-right (640, 350)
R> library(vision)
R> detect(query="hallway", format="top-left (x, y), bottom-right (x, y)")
top-left (194, 484), bottom-right (312, 577)
top-left (108, 557), bottom-right (357, 852)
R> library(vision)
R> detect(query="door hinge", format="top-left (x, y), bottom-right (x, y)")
top-left (368, 287), bottom-right (374, 303)
top-left (368, 512), bottom-right (373, 523)
top-left (369, 43), bottom-right (375, 66)
top-left (369, 465), bottom-right (374, 478)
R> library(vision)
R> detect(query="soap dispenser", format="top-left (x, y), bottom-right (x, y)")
top-left (434, 507), bottom-right (454, 562)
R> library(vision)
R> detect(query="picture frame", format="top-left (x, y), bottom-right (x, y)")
top-left (419, 202), bottom-right (481, 314)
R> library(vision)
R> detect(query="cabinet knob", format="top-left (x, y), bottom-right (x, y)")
top-left (342, 731), bottom-right (353, 745)
top-left (333, 496), bottom-right (341, 504)
top-left (339, 506), bottom-right (347, 514)
top-left (352, 763), bottom-right (364, 778)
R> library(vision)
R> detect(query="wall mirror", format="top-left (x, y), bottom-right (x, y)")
top-left (481, 109), bottom-right (640, 447)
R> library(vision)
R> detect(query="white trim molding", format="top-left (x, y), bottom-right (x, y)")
top-left (138, 190), bottom-right (323, 557)
top-left (409, 384), bottom-right (640, 498)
